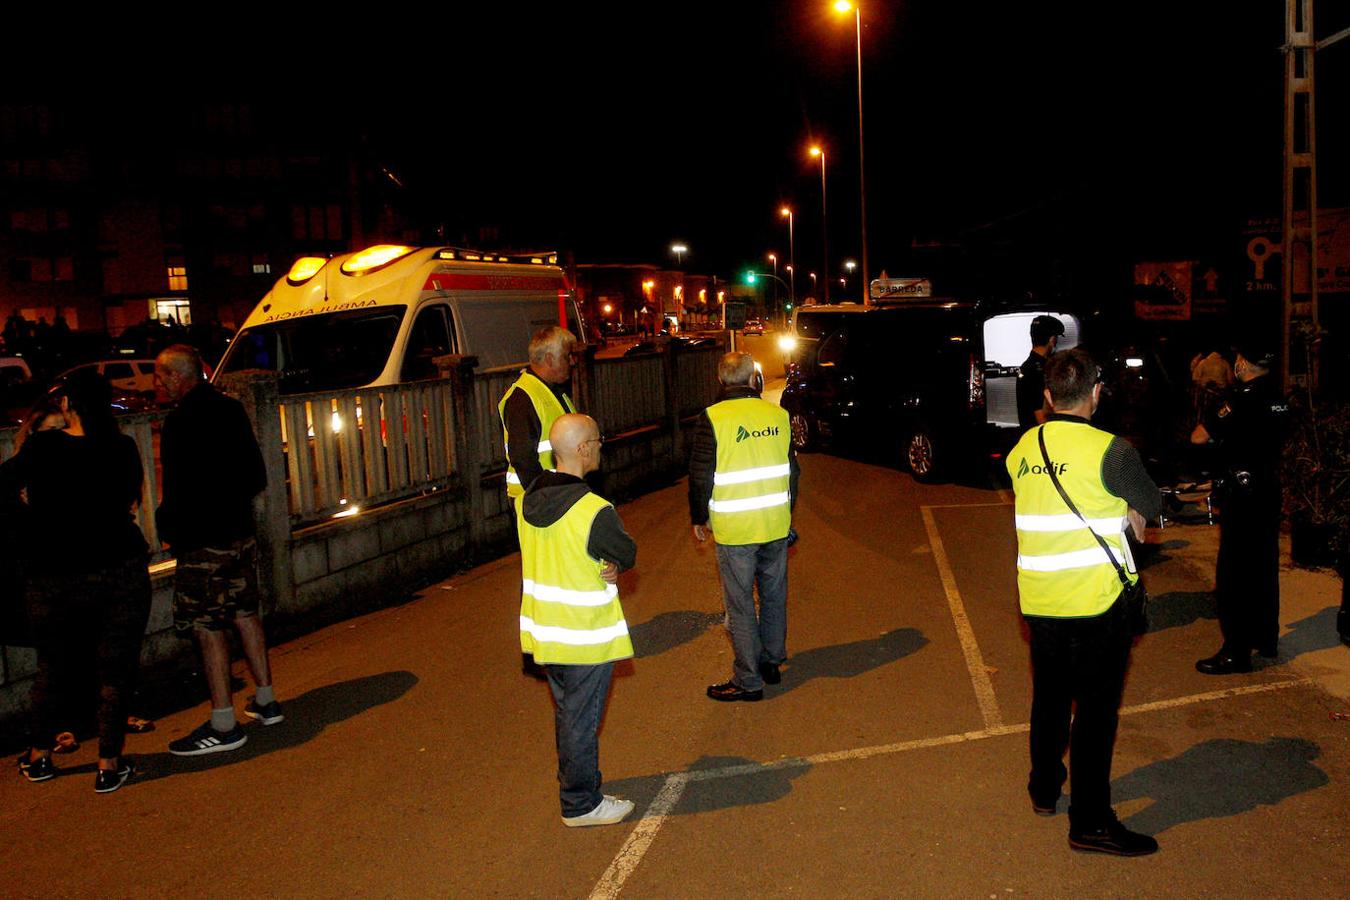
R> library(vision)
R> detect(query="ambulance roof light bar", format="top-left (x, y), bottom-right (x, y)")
top-left (434, 247), bottom-right (559, 266)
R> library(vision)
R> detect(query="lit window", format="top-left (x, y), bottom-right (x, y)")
top-left (252, 262), bottom-right (272, 275)
top-left (168, 266), bottom-right (189, 291)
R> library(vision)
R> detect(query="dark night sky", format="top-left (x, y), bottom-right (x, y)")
top-left (12, 2), bottom-right (1350, 290)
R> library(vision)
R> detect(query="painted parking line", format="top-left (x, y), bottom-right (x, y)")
top-left (920, 505), bottom-right (1004, 729)
top-left (588, 677), bottom-right (1310, 898)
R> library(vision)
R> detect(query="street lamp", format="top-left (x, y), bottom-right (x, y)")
top-left (768, 252), bottom-right (779, 311)
top-left (808, 272), bottom-right (817, 296)
top-left (833, 1), bottom-right (869, 305)
top-left (843, 259), bottom-right (856, 293)
top-left (670, 243), bottom-right (687, 268)
top-left (780, 206), bottom-right (795, 307)
top-left (809, 145), bottom-right (829, 304)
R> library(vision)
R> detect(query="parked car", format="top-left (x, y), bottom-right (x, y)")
top-left (51, 359), bottom-right (158, 397)
top-left (743, 319), bottom-right (766, 335)
top-left (779, 291), bottom-right (1082, 482)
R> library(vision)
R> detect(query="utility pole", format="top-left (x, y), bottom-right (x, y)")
top-left (1282, 0), bottom-right (1319, 391)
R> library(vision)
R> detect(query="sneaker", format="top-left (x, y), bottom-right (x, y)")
top-left (21, 754), bottom-right (56, 782)
top-left (168, 721), bottom-right (248, 756)
top-left (243, 697), bottom-right (284, 726)
top-left (561, 795), bottom-right (636, 828)
top-left (1069, 813), bottom-right (1159, 857)
top-left (94, 761), bottom-right (135, 794)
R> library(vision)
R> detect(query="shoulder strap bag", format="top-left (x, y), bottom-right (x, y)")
top-left (1037, 426), bottom-right (1149, 636)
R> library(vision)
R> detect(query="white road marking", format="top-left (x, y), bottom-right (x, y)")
top-left (921, 505), bottom-right (1004, 729)
top-left (589, 678), bottom-right (1312, 896)
top-left (588, 773), bottom-right (689, 900)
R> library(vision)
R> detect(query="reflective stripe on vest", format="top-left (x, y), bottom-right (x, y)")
top-left (518, 492), bottom-right (633, 664)
top-left (1007, 421), bottom-right (1135, 618)
top-left (498, 371), bottom-right (575, 498)
top-left (706, 398), bottom-right (791, 545)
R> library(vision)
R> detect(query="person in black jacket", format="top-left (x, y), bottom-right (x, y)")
top-left (1017, 315), bottom-right (1065, 431)
top-left (3, 370), bottom-right (150, 793)
top-left (154, 345), bottom-right (283, 757)
top-left (1191, 340), bottom-right (1290, 674)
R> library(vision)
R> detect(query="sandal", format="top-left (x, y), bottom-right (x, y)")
top-left (52, 732), bottom-right (79, 754)
top-left (126, 717), bottom-right (155, 734)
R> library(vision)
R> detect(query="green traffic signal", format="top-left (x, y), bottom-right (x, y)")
top-left (744, 272), bottom-right (757, 285)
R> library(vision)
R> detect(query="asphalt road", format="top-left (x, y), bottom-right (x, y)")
top-left (2, 453), bottom-right (1347, 898)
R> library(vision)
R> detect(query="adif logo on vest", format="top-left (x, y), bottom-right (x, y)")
top-left (736, 424), bottom-right (781, 443)
top-left (1016, 457), bottom-right (1068, 478)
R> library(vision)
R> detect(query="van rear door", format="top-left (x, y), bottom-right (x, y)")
top-left (981, 311), bottom-right (1080, 428)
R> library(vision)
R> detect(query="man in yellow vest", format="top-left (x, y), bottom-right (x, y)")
top-left (499, 326), bottom-right (577, 503)
top-left (690, 351), bottom-right (799, 702)
top-left (519, 413), bottom-right (637, 827)
top-left (1008, 348), bottom-right (1161, 856)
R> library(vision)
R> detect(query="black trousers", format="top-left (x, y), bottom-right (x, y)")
top-left (1025, 597), bottom-right (1132, 829)
top-left (1215, 486), bottom-right (1281, 653)
top-left (26, 556), bottom-right (151, 759)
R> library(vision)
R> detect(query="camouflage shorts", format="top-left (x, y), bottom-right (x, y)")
top-left (173, 538), bottom-right (261, 633)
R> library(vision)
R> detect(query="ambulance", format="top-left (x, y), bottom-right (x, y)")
top-left (216, 245), bottom-right (584, 393)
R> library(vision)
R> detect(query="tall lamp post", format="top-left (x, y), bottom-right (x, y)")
top-left (767, 253), bottom-right (779, 312)
top-left (809, 145), bottom-right (829, 304)
top-left (833, 1), bottom-right (869, 305)
top-left (670, 243), bottom-right (687, 269)
top-left (780, 206), bottom-right (796, 308)
top-left (843, 259), bottom-right (856, 294)
top-left (808, 272), bottom-right (817, 297)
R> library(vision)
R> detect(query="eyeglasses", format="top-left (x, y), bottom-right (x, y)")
top-left (584, 434), bottom-right (606, 446)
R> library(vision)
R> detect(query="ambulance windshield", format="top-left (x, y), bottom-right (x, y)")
top-left (219, 306), bottom-right (406, 393)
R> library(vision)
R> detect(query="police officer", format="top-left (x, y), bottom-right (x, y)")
top-left (1192, 340), bottom-right (1290, 674)
top-left (1017, 315), bottom-right (1066, 430)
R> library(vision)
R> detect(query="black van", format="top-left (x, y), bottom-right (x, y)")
top-left (779, 295), bottom-right (1081, 481)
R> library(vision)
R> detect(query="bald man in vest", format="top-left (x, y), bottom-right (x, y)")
top-left (499, 326), bottom-right (577, 504)
top-left (519, 413), bottom-right (637, 827)
top-left (690, 351), bottom-right (800, 702)
top-left (1008, 348), bottom-right (1161, 856)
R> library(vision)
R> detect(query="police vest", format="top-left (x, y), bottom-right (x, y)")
top-left (498, 370), bottom-right (576, 499)
top-left (706, 397), bottom-right (791, 546)
top-left (1006, 421), bottom-right (1135, 618)
top-left (518, 492), bottom-right (633, 665)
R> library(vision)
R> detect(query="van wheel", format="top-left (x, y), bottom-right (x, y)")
top-left (789, 411), bottom-right (816, 452)
top-left (905, 423), bottom-right (944, 483)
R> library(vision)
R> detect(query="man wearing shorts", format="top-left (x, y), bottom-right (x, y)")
top-left (155, 345), bottom-right (282, 756)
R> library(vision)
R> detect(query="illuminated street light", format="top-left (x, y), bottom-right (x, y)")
top-left (670, 243), bottom-right (688, 268)
top-left (809, 145), bottom-right (829, 304)
top-left (808, 272), bottom-right (817, 293)
top-left (843, 259), bottom-right (856, 292)
top-left (768, 253), bottom-right (779, 310)
top-left (832, 1), bottom-right (869, 305)
top-left (780, 206), bottom-right (796, 307)
top-left (603, 303), bottom-right (613, 315)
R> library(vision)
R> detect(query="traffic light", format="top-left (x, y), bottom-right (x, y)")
top-left (744, 272), bottom-right (757, 285)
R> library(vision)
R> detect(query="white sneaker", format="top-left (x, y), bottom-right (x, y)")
top-left (561, 795), bottom-right (635, 827)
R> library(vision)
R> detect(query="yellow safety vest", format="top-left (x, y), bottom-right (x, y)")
top-left (498, 370), bottom-right (576, 499)
top-left (519, 492), bottom-right (633, 665)
top-left (1007, 421), bottom-right (1136, 618)
top-left (706, 397), bottom-right (792, 546)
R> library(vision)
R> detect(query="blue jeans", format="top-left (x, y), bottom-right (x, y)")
top-left (714, 538), bottom-right (789, 691)
top-left (546, 662), bottom-right (615, 818)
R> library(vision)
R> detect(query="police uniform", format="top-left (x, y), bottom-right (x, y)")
top-left (1016, 349), bottom-right (1050, 431)
top-left (1196, 361), bottom-right (1289, 672)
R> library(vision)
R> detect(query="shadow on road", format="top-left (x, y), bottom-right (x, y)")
top-left (1280, 607), bottom-right (1343, 659)
top-left (1145, 590), bottom-right (1218, 633)
top-left (1112, 736), bottom-right (1328, 835)
top-left (125, 671), bottom-right (419, 784)
top-left (776, 628), bottom-right (928, 695)
top-left (603, 755), bottom-right (813, 816)
top-left (630, 610), bottom-right (725, 659)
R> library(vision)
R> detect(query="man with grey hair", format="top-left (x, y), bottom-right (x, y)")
top-left (689, 351), bottom-right (800, 701)
top-left (499, 326), bottom-right (578, 504)
top-left (155, 344), bottom-right (282, 756)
